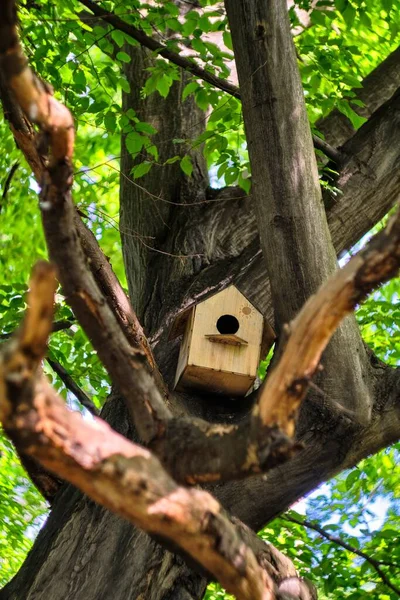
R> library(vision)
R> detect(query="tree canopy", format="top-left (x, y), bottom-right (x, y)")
top-left (0, 1), bottom-right (399, 599)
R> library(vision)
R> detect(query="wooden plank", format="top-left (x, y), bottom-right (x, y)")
top-left (176, 364), bottom-right (255, 397)
top-left (168, 306), bottom-right (193, 340)
top-left (174, 307), bottom-right (195, 389)
top-left (188, 286), bottom-right (263, 378)
top-left (205, 333), bottom-right (248, 346)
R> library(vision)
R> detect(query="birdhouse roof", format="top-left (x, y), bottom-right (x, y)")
top-left (168, 285), bottom-right (275, 356)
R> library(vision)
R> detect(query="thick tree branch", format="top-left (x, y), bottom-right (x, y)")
top-left (0, 263), bottom-right (316, 600)
top-left (224, 0), bottom-right (375, 429)
top-left (317, 45), bottom-right (400, 148)
top-left (257, 207), bottom-right (400, 434)
top-left (0, 3), bottom-right (170, 443)
top-left (285, 515), bottom-right (400, 596)
top-left (151, 206), bottom-right (400, 482)
top-left (326, 87), bottom-right (400, 256)
top-left (73, 213), bottom-right (167, 395)
top-left (78, 0), bottom-right (341, 163)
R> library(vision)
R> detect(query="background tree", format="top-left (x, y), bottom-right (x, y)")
top-left (0, 0), bottom-right (399, 599)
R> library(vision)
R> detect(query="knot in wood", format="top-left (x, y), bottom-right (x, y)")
top-left (255, 23), bottom-right (265, 40)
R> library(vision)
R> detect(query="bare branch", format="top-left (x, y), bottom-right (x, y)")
top-left (46, 357), bottom-right (99, 416)
top-left (0, 0), bottom-right (171, 443)
top-left (0, 160), bottom-right (19, 211)
top-left (51, 319), bottom-right (75, 334)
top-left (78, 0), bottom-right (342, 163)
top-left (285, 515), bottom-right (400, 596)
top-left (1, 319), bottom-right (74, 341)
top-left (14, 450), bottom-right (62, 503)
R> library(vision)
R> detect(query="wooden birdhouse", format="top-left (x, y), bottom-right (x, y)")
top-left (169, 285), bottom-right (275, 397)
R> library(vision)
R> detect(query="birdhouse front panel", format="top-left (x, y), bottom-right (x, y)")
top-left (174, 285), bottom-right (265, 396)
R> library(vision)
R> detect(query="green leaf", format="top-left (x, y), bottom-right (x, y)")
top-left (119, 77), bottom-right (131, 93)
top-left (337, 100), bottom-right (367, 130)
top-left (132, 161), bottom-right (152, 179)
top-left (164, 156), bottom-right (180, 165)
top-left (342, 3), bottom-right (357, 28)
top-left (111, 30), bottom-right (125, 48)
top-left (73, 69), bottom-right (86, 88)
top-left (195, 88), bottom-right (209, 111)
top-left (104, 112), bottom-right (117, 133)
top-left (182, 81), bottom-right (199, 101)
top-left (180, 155), bottom-right (193, 177)
top-left (222, 31), bottom-right (233, 51)
top-left (125, 132), bottom-right (145, 156)
top-left (135, 122), bottom-right (157, 135)
top-left (382, 0), bottom-right (393, 12)
top-left (156, 75), bottom-right (173, 98)
top-left (345, 469), bottom-right (359, 491)
top-left (116, 51), bottom-right (131, 64)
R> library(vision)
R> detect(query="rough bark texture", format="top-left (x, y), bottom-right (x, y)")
top-left (2, 1), bottom-right (400, 599)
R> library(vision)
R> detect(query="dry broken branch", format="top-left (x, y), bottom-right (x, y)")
top-left (0, 262), bottom-right (314, 600)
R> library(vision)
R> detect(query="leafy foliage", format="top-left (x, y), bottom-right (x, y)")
top-left (0, 436), bottom-right (47, 585)
top-left (0, 0), bottom-right (399, 594)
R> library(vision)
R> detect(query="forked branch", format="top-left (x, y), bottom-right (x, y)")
top-left (150, 207), bottom-right (400, 483)
top-left (0, 263), bottom-right (313, 600)
top-left (0, 0), bottom-right (170, 443)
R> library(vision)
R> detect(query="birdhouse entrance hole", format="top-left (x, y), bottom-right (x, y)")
top-left (216, 314), bottom-right (239, 334)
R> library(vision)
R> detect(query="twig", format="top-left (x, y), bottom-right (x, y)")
top-left (78, 0), bottom-right (343, 164)
top-left (285, 515), bottom-right (400, 596)
top-left (78, 0), bottom-right (240, 97)
top-left (46, 357), bottom-right (99, 416)
top-left (0, 319), bottom-right (75, 341)
top-left (51, 319), bottom-right (75, 333)
top-left (0, 161), bottom-right (19, 211)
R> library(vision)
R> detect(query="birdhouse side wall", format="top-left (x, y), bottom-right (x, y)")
top-left (174, 307), bottom-right (195, 389)
top-left (187, 286), bottom-right (263, 378)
